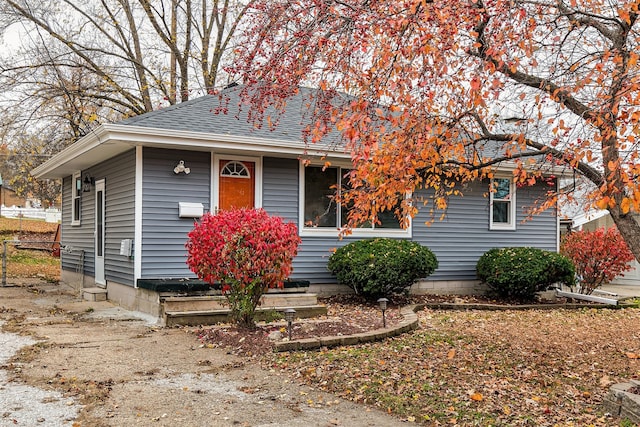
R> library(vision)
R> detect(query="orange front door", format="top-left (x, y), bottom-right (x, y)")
top-left (218, 160), bottom-right (255, 211)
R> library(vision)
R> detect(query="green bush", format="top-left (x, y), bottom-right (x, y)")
top-left (476, 247), bottom-right (575, 301)
top-left (327, 238), bottom-right (438, 300)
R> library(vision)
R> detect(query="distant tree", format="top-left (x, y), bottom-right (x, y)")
top-left (0, 64), bottom-right (100, 205)
top-left (0, 0), bottom-right (252, 177)
top-left (0, 144), bottom-right (12, 184)
top-left (3, 134), bottom-right (60, 208)
top-left (0, 0), bottom-right (251, 113)
top-left (231, 0), bottom-right (640, 262)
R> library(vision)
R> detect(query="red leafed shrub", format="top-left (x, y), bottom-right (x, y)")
top-left (186, 208), bottom-right (301, 327)
top-left (561, 227), bottom-right (636, 295)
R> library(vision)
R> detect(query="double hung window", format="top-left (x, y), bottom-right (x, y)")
top-left (71, 171), bottom-right (82, 226)
top-left (490, 177), bottom-right (516, 230)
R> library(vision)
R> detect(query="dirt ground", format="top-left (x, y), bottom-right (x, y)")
top-left (0, 281), bottom-right (406, 427)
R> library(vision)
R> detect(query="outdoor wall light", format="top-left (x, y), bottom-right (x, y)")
top-left (284, 308), bottom-right (296, 340)
top-left (173, 160), bottom-right (191, 175)
top-left (377, 298), bottom-right (389, 328)
top-left (82, 174), bottom-right (95, 192)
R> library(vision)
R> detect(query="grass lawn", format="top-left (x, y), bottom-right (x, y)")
top-left (0, 216), bottom-right (59, 234)
top-left (266, 307), bottom-right (640, 426)
top-left (0, 217), bottom-right (60, 281)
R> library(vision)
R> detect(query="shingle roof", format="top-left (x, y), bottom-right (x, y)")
top-left (119, 85), bottom-right (342, 144)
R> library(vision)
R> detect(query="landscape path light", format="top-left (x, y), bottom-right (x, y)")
top-left (377, 298), bottom-right (389, 328)
top-left (284, 308), bottom-right (296, 340)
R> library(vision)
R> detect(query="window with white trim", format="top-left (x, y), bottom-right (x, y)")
top-left (71, 171), bottom-right (82, 226)
top-left (490, 177), bottom-right (516, 230)
top-left (301, 165), bottom-right (409, 236)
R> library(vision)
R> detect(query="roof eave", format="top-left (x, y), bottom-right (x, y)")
top-left (32, 124), bottom-right (349, 179)
top-left (32, 125), bottom-right (110, 179)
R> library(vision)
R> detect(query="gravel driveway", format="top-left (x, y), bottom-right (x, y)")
top-left (1, 323), bottom-right (82, 426)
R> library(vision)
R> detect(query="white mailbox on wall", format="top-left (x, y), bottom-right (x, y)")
top-left (178, 202), bottom-right (204, 218)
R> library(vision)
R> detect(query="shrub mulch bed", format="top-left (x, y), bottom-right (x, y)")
top-left (196, 294), bottom-right (403, 356)
top-left (194, 293), bottom-right (616, 356)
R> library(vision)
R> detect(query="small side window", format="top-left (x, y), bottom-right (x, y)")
top-left (71, 171), bottom-right (81, 226)
top-left (490, 177), bottom-right (515, 230)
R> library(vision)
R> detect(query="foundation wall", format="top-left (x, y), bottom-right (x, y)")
top-left (106, 281), bottom-right (163, 318)
top-left (310, 280), bottom-right (488, 297)
top-left (60, 270), bottom-right (163, 319)
top-left (411, 279), bottom-right (488, 296)
top-left (60, 269), bottom-right (87, 293)
top-left (61, 271), bottom-right (489, 322)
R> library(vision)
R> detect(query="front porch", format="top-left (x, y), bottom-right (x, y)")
top-left (61, 270), bottom-right (327, 326)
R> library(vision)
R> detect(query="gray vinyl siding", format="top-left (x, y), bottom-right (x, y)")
top-left (262, 157), bottom-right (345, 282)
top-left (260, 160), bottom-right (375, 283)
top-left (60, 150), bottom-right (136, 285)
top-left (413, 179), bottom-right (558, 281)
top-left (97, 152), bottom-right (136, 285)
top-left (60, 176), bottom-right (94, 276)
top-left (293, 238), bottom-right (355, 283)
top-left (141, 148), bottom-right (211, 278)
top-left (262, 157), bottom-right (298, 222)
top-left (263, 162), bottom-right (558, 284)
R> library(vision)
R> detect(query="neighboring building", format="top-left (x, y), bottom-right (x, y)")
top-left (0, 184), bottom-right (29, 209)
top-left (32, 86), bottom-right (563, 316)
top-left (0, 174), bottom-right (57, 212)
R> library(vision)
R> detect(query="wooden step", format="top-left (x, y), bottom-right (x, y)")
top-left (163, 305), bottom-right (327, 327)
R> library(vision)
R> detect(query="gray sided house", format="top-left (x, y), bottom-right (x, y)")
top-left (33, 87), bottom-right (561, 317)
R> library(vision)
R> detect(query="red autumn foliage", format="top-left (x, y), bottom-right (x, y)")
top-left (186, 208), bottom-right (301, 327)
top-left (561, 227), bottom-right (636, 295)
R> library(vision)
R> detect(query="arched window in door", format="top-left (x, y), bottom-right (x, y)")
top-left (220, 161), bottom-right (250, 178)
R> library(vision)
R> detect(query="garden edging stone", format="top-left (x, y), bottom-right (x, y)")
top-left (274, 304), bottom-right (423, 352)
top-left (603, 381), bottom-right (640, 423)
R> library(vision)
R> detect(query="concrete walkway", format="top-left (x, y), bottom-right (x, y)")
top-left (1, 282), bottom-right (408, 427)
top-left (599, 284), bottom-right (640, 299)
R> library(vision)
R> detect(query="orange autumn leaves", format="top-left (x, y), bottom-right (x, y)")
top-left (232, 0), bottom-right (640, 258)
top-left (448, 348), bottom-right (485, 402)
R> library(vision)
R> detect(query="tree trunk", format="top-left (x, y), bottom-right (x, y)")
top-left (609, 207), bottom-right (640, 263)
top-left (169, 0), bottom-right (178, 105)
top-left (121, 0), bottom-right (154, 112)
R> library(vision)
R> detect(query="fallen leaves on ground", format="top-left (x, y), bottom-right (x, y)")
top-left (264, 307), bottom-right (640, 426)
top-left (0, 217), bottom-right (58, 234)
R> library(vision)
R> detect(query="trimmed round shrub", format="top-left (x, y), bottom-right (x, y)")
top-left (476, 247), bottom-right (575, 301)
top-left (327, 238), bottom-right (438, 300)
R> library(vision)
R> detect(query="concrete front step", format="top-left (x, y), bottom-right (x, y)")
top-left (162, 293), bottom-right (319, 313)
top-left (164, 304), bottom-right (327, 327)
top-left (82, 287), bottom-right (107, 302)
